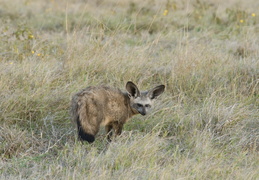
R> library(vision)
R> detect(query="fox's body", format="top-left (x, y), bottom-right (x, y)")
top-left (71, 81), bottom-right (165, 143)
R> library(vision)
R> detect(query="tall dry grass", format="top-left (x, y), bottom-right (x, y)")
top-left (0, 0), bottom-right (258, 179)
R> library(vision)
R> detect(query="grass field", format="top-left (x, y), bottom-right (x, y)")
top-left (0, 0), bottom-right (258, 179)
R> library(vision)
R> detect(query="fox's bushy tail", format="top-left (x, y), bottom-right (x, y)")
top-left (71, 95), bottom-right (95, 143)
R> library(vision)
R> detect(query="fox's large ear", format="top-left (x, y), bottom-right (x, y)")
top-left (148, 85), bottom-right (165, 99)
top-left (126, 81), bottom-right (140, 98)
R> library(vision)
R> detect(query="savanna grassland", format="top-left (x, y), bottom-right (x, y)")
top-left (0, 0), bottom-right (259, 179)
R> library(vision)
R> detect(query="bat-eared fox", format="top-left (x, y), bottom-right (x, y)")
top-left (71, 81), bottom-right (165, 143)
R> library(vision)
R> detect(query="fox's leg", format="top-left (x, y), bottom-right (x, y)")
top-left (112, 121), bottom-right (123, 136)
top-left (105, 124), bottom-right (113, 142)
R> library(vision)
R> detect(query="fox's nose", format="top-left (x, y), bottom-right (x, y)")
top-left (139, 111), bottom-right (146, 116)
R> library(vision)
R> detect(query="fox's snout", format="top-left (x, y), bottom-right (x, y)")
top-left (133, 103), bottom-right (149, 116)
top-left (139, 111), bottom-right (147, 116)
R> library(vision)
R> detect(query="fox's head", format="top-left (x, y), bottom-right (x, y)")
top-left (126, 81), bottom-right (165, 116)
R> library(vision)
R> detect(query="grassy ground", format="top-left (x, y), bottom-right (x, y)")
top-left (0, 0), bottom-right (258, 179)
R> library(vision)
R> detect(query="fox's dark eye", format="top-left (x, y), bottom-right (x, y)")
top-left (145, 104), bottom-right (151, 108)
top-left (136, 103), bottom-right (143, 107)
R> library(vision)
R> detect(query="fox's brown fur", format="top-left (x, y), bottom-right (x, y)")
top-left (71, 81), bottom-right (165, 143)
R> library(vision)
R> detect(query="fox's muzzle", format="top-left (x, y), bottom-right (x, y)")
top-left (139, 111), bottom-right (146, 116)
top-left (138, 108), bottom-right (147, 116)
